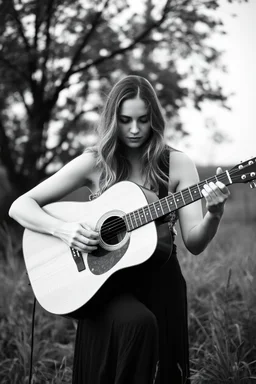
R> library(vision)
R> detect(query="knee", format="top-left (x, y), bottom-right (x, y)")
top-left (133, 304), bottom-right (158, 333)
top-left (111, 294), bottom-right (158, 332)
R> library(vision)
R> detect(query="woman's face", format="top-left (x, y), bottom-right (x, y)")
top-left (117, 97), bottom-right (151, 149)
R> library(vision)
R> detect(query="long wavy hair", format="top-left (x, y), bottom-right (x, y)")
top-left (93, 75), bottom-right (169, 193)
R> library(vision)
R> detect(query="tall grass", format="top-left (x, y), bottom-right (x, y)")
top-left (0, 173), bottom-right (256, 383)
top-left (0, 222), bottom-right (75, 383)
top-left (177, 177), bottom-right (256, 382)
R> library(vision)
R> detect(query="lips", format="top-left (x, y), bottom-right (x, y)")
top-left (128, 137), bottom-right (142, 140)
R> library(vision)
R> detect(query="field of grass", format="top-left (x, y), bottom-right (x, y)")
top-left (0, 165), bottom-right (256, 383)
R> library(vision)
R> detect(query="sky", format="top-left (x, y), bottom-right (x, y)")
top-left (172, 1), bottom-right (256, 166)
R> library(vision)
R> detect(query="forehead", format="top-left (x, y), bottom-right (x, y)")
top-left (119, 97), bottom-right (148, 116)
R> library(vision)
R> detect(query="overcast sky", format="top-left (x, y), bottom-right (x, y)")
top-left (173, 1), bottom-right (256, 166)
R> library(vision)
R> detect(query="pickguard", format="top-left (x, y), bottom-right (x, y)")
top-left (87, 239), bottom-right (130, 275)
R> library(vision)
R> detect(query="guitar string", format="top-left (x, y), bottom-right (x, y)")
top-left (99, 170), bottom-right (241, 241)
top-left (99, 169), bottom-right (244, 240)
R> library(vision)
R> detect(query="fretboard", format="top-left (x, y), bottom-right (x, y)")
top-left (124, 171), bottom-right (231, 231)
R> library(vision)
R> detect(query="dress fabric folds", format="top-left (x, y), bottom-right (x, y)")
top-left (72, 242), bottom-right (190, 384)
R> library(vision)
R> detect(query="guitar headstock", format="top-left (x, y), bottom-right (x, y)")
top-left (229, 157), bottom-right (256, 187)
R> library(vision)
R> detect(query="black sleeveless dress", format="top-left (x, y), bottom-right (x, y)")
top-left (72, 150), bottom-right (190, 384)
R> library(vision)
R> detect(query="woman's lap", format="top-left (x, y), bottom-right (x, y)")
top-left (72, 292), bottom-right (159, 384)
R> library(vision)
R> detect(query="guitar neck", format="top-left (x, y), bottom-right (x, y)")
top-left (125, 170), bottom-right (232, 231)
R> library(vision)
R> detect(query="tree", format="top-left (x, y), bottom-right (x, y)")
top-left (0, 0), bottom-right (247, 195)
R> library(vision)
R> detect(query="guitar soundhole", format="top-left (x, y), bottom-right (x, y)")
top-left (101, 215), bottom-right (127, 245)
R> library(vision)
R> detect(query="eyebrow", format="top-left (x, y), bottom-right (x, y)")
top-left (119, 114), bottom-right (148, 118)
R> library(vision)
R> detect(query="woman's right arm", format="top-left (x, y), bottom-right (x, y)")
top-left (9, 151), bottom-right (99, 252)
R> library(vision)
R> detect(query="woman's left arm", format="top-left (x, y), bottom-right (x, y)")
top-left (170, 152), bottom-right (230, 255)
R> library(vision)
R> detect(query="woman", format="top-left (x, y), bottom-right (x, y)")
top-left (9, 75), bottom-right (230, 383)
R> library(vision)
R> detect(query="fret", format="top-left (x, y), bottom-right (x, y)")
top-left (182, 188), bottom-right (192, 205)
top-left (123, 215), bottom-right (130, 231)
top-left (190, 184), bottom-right (202, 198)
top-left (175, 191), bottom-right (183, 208)
top-left (130, 211), bottom-right (137, 228)
top-left (145, 205), bottom-right (153, 221)
top-left (197, 184), bottom-right (202, 197)
top-left (173, 195), bottom-right (178, 209)
top-left (134, 210), bottom-right (141, 227)
top-left (138, 208), bottom-right (147, 225)
top-left (126, 213), bottom-right (134, 230)
top-left (143, 207), bottom-right (150, 224)
top-left (188, 187), bottom-right (193, 201)
top-left (155, 200), bottom-right (165, 216)
top-left (180, 191), bottom-right (186, 205)
top-left (151, 202), bottom-right (158, 219)
top-left (162, 196), bottom-right (170, 213)
top-left (220, 172), bottom-right (229, 185)
top-left (166, 195), bottom-right (175, 211)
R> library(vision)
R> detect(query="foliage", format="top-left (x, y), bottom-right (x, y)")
top-left (0, 0), bottom-right (247, 193)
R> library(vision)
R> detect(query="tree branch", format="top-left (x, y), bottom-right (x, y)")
top-left (10, 0), bottom-right (32, 56)
top-left (33, 0), bottom-right (41, 51)
top-left (0, 54), bottom-right (30, 83)
top-left (41, 0), bottom-right (56, 91)
top-left (16, 87), bottom-right (32, 117)
top-left (40, 107), bottom-right (94, 171)
top-left (0, 119), bottom-right (16, 178)
top-left (70, 0), bottom-right (172, 75)
top-left (50, 0), bottom-right (111, 105)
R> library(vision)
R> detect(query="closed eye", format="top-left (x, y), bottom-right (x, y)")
top-left (118, 115), bottom-right (149, 124)
top-left (118, 116), bottom-right (130, 124)
top-left (139, 117), bottom-right (149, 123)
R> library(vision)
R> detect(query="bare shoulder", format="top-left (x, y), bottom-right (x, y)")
top-left (23, 147), bottom-right (100, 206)
top-left (169, 150), bottom-right (200, 191)
top-left (81, 147), bottom-right (102, 189)
top-left (56, 147), bottom-right (99, 186)
top-left (79, 147), bottom-right (99, 180)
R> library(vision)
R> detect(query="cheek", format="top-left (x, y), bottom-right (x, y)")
top-left (144, 124), bottom-right (152, 137)
top-left (117, 124), bottom-right (126, 139)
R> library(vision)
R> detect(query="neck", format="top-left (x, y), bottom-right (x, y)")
top-left (122, 148), bottom-right (142, 165)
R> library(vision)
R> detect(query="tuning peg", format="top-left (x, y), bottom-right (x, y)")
top-left (249, 180), bottom-right (256, 188)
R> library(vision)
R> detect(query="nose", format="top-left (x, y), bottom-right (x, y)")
top-left (130, 119), bottom-right (139, 135)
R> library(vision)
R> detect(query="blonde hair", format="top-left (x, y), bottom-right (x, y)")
top-left (92, 75), bottom-right (170, 193)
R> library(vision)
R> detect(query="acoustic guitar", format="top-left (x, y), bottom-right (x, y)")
top-left (23, 158), bottom-right (256, 316)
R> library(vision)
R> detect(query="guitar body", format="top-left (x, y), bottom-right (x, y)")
top-left (23, 181), bottom-right (172, 316)
top-left (22, 156), bottom-right (256, 316)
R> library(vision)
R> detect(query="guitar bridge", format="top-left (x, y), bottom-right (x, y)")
top-left (70, 247), bottom-right (86, 271)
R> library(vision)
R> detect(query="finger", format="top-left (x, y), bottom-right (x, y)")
top-left (207, 182), bottom-right (220, 197)
top-left (72, 240), bottom-right (98, 253)
top-left (216, 167), bottom-right (223, 175)
top-left (77, 235), bottom-right (99, 246)
top-left (209, 182), bottom-right (228, 199)
top-left (80, 223), bottom-right (99, 239)
top-left (201, 187), bottom-right (214, 203)
top-left (202, 184), bottom-right (216, 199)
top-left (215, 167), bottom-right (230, 193)
top-left (216, 181), bottom-right (230, 195)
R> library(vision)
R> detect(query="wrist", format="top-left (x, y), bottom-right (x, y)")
top-left (207, 209), bottom-right (223, 221)
top-left (50, 220), bottom-right (67, 237)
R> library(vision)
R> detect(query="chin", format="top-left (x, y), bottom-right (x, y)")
top-left (127, 142), bottom-right (143, 148)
